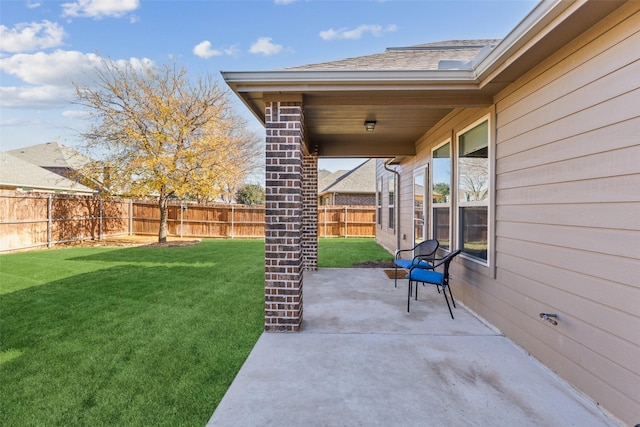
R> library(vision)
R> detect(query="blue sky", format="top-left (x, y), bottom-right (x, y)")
top-left (1, 0), bottom-right (537, 171)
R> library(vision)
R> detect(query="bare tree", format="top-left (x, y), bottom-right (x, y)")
top-left (458, 158), bottom-right (488, 202)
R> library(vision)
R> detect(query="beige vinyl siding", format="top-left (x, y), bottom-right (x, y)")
top-left (397, 157), bottom-right (415, 248)
top-left (488, 2), bottom-right (640, 423)
top-left (375, 157), bottom-right (420, 257)
top-left (377, 3), bottom-right (640, 423)
top-left (374, 159), bottom-right (396, 253)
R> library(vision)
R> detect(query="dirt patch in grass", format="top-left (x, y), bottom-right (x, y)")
top-left (62, 235), bottom-right (201, 248)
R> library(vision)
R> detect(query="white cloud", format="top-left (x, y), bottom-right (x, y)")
top-left (319, 24), bottom-right (397, 41)
top-left (223, 45), bottom-right (240, 56)
top-left (0, 50), bottom-right (103, 86)
top-left (0, 21), bottom-right (66, 53)
top-left (249, 37), bottom-right (283, 56)
top-left (193, 40), bottom-right (238, 59)
top-left (62, 109), bottom-right (91, 119)
top-left (193, 40), bottom-right (222, 59)
top-left (274, 0), bottom-right (296, 4)
top-left (26, 2), bottom-right (42, 9)
top-left (61, 0), bottom-right (140, 19)
top-left (0, 50), bottom-right (152, 109)
top-left (0, 85), bottom-right (71, 109)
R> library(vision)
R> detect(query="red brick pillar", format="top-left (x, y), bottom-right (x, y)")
top-left (302, 155), bottom-right (318, 271)
top-left (264, 100), bottom-right (304, 332)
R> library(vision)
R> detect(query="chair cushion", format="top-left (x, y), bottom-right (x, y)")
top-left (406, 269), bottom-right (443, 285)
top-left (394, 259), bottom-right (433, 269)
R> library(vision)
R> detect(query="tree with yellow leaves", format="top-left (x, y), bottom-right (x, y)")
top-left (76, 59), bottom-right (261, 242)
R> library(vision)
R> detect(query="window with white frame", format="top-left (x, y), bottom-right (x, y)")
top-left (413, 168), bottom-right (427, 243)
top-left (432, 141), bottom-right (451, 250)
top-left (388, 174), bottom-right (395, 230)
top-left (457, 119), bottom-right (489, 262)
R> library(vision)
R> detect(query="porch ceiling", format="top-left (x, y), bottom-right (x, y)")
top-left (228, 83), bottom-right (496, 158)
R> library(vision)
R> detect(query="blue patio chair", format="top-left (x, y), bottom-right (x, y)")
top-left (406, 249), bottom-right (462, 318)
top-left (393, 239), bottom-right (439, 288)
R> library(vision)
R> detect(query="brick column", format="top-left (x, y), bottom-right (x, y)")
top-left (264, 100), bottom-right (304, 332)
top-left (302, 155), bottom-right (318, 271)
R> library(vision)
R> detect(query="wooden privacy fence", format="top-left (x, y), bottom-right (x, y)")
top-left (0, 193), bottom-right (131, 252)
top-left (0, 193), bottom-right (376, 252)
top-left (133, 201), bottom-right (267, 238)
top-left (317, 205), bottom-right (376, 238)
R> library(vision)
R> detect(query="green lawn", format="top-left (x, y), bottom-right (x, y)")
top-left (318, 237), bottom-right (392, 267)
top-left (0, 238), bottom-right (391, 426)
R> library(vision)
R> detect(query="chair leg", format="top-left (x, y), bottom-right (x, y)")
top-left (394, 265), bottom-right (399, 288)
top-left (407, 280), bottom-right (412, 312)
top-left (442, 285), bottom-right (454, 319)
top-left (448, 285), bottom-right (456, 308)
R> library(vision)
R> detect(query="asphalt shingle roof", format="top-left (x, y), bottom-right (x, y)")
top-left (8, 141), bottom-right (92, 170)
top-left (319, 159), bottom-right (376, 194)
top-left (287, 40), bottom-right (501, 71)
top-left (0, 152), bottom-right (94, 193)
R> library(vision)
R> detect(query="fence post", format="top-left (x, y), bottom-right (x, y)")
top-left (99, 199), bottom-right (103, 240)
top-left (129, 200), bottom-right (133, 235)
top-left (47, 194), bottom-right (52, 248)
top-left (231, 205), bottom-right (235, 239)
top-left (178, 204), bottom-right (182, 238)
top-left (324, 206), bottom-right (327, 237)
top-left (344, 205), bottom-right (348, 238)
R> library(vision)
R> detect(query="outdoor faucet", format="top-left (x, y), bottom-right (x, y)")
top-left (539, 313), bottom-right (558, 326)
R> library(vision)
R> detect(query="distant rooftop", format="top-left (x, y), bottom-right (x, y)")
top-left (8, 141), bottom-right (92, 170)
top-left (287, 39), bottom-right (501, 71)
top-left (0, 152), bottom-right (94, 193)
top-left (319, 159), bottom-right (376, 194)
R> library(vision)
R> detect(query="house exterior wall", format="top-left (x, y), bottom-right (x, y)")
top-left (333, 193), bottom-right (375, 206)
top-left (317, 193), bottom-right (374, 206)
top-left (377, 3), bottom-right (640, 424)
top-left (374, 161), bottom-right (396, 254)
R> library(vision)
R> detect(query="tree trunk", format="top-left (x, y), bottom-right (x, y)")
top-left (158, 195), bottom-right (169, 243)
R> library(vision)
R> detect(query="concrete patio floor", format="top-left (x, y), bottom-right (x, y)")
top-left (207, 268), bottom-right (621, 427)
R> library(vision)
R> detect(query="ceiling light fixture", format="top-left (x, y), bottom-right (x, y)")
top-left (364, 120), bottom-right (377, 132)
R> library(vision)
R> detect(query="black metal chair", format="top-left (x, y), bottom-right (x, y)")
top-left (406, 249), bottom-right (462, 318)
top-left (393, 239), bottom-right (439, 288)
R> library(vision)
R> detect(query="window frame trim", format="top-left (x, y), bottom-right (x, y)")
top-left (454, 114), bottom-right (493, 267)
top-left (430, 139), bottom-right (452, 250)
top-left (387, 173), bottom-right (395, 231)
top-left (412, 164), bottom-right (429, 244)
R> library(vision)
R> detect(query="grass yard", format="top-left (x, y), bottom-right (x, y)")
top-left (0, 237), bottom-right (391, 426)
top-left (318, 237), bottom-right (392, 267)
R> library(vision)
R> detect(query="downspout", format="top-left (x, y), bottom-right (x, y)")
top-left (384, 159), bottom-right (401, 252)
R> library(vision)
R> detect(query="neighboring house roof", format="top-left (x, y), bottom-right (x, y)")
top-left (318, 169), bottom-right (333, 183)
top-left (319, 159), bottom-right (376, 195)
top-left (8, 141), bottom-right (92, 171)
top-left (0, 152), bottom-right (94, 193)
top-left (319, 169), bottom-right (347, 192)
top-left (288, 40), bottom-right (500, 71)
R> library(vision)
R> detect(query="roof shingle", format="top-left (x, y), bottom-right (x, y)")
top-left (287, 40), bottom-right (501, 71)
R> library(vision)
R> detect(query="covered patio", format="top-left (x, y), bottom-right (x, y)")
top-left (207, 268), bottom-right (617, 426)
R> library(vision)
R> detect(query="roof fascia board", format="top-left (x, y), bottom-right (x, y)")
top-left (222, 69), bottom-right (476, 92)
top-left (474, 0), bottom-right (581, 84)
top-left (0, 182), bottom-right (93, 193)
